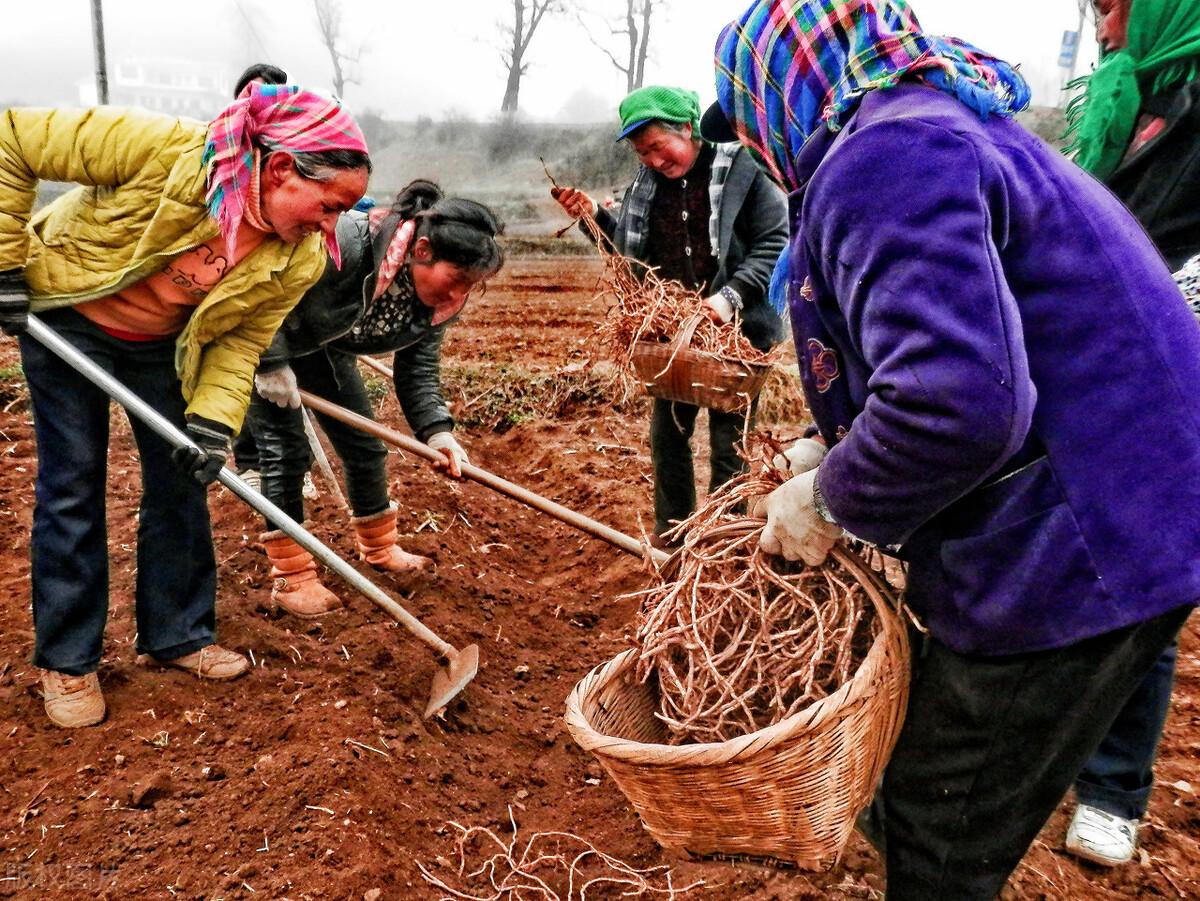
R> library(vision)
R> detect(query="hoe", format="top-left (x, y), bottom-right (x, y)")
top-left (26, 317), bottom-right (478, 719)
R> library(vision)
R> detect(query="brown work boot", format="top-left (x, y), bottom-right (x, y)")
top-left (352, 503), bottom-right (433, 574)
top-left (261, 529), bottom-right (342, 618)
top-left (40, 670), bottom-right (106, 728)
top-left (153, 644), bottom-right (249, 680)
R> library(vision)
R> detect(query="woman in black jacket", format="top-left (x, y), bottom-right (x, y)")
top-left (246, 180), bottom-right (503, 617)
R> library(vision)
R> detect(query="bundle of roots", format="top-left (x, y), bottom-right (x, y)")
top-left (631, 436), bottom-right (880, 745)
top-left (542, 165), bottom-right (774, 380)
top-left (417, 809), bottom-right (702, 899)
top-left (576, 211), bottom-right (775, 375)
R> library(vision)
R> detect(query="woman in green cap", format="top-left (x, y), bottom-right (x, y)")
top-left (1060, 0), bottom-right (1200, 868)
top-left (552, 85), bottom-right (787, 547)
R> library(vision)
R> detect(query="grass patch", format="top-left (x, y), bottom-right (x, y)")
top-left (500, 234), bottom-right (595, 258)
top-left (443, 360), bottom-right (645, 431)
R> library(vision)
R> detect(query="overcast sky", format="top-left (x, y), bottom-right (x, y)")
top-left (1, 1), bottom-right (1100, 121)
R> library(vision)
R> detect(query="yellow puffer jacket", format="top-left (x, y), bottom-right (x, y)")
top-left (0, 106), bottom-right (327, 431)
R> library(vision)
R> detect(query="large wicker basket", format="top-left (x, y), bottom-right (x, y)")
top-left (563, 547), bottom-right (910, 870)
top-left (631, 314), bottom-right (771, 413)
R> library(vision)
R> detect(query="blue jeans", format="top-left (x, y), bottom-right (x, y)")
top-left (18, 309), bottom-right (217, 674)
top-left (1074, 638), bottom-right (1182, 820)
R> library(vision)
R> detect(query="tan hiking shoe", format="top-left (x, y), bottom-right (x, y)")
top-left (41, 670), bottom-right (106, 728)
top-left (154, 645), bottom-right (249, 680)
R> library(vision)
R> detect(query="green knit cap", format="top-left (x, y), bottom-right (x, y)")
top-left (616, 85), bottom-right (701, 141)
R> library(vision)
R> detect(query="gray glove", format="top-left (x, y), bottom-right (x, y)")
top-left (255, 365), bottom-right (301, 409)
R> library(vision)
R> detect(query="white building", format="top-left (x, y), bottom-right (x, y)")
top-left (78, 58), bottom-right (231, 120)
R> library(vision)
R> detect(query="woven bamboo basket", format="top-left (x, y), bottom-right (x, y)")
top-left (630, 314), bottom-right (771, 413)
top-left (563, 546), bottom-right (910, 870)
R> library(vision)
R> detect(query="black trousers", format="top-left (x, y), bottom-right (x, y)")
top-left (244, 349), bottom-right (390, 528)
top-left (869, 604), bottom-right (1192, 900)
top-left (649, 398), bottom-right (751, 535)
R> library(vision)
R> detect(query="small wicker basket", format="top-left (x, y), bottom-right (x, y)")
top-left (630, 314), bottom-right (771, 413)
top-left (563, 547), bottom-right (910, 870)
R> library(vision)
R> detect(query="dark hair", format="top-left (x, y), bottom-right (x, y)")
top-left (233, 63), bottom-right (288, 98)
top-left (392, 179), bottom-right (504, 275)
top-left (290, 147), bottom-right (373, 177)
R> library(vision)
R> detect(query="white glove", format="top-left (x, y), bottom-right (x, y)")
top-left (772, 437), bottom-right (827, 476)
top-left (255, 366), bottom-right (301, 409)
top-left (758, 468), bottom-right (843, 566)
top-left (703, 293), bottom-right (736, 324)
top-left (428, 431), bottom-right (469, 478)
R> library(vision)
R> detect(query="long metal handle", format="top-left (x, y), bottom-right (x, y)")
top-left (25, 317), bottom-right (457, 659)
top-left (301, 407), bottom-right (349, 511)
top-left (300, 387), bottom-right (669, 565)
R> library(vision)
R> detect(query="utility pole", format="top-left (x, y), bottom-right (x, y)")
top-left (90, 0), bottom-right (109, 104)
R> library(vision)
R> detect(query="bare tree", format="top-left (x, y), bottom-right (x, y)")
top-left (578, 0), bottom-right (664, 94)
top-left (313, 0), bottom-right (361, 99)
top-left (500, 0), bottom-right (563, 115)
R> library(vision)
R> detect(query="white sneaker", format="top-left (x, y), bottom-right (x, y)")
top-left (239, 469), bottom-right (262, 493)
top-left (302, 471), bottom-right (318, 500)
top-left (1065, 803), bottom-right (1138, 866)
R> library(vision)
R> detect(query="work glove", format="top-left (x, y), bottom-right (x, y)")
top-left (254, 365), bottom-right (301, 409)
top-left (703, 285), bottom-right (742, 325)
top-left (171, 415), bottom-right (232, 485)
top-left (550, 186), bottom-right (596, 219)
top-left (757, 468), bottom-right (843, 566)
top-left (427, 431), bottom-right (469, 479)
top-left (772, 437), bottom-right (828, 476)
top-left (0, 269), bottom-right (30, 336)
top-left (703, 293), bottom-right (735, 324)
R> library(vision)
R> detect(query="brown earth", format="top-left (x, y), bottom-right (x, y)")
top-left (0, 257), bottom-right (1196, 900)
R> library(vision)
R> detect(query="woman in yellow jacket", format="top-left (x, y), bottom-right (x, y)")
top-left (0, 84), bottom-right (371, 728)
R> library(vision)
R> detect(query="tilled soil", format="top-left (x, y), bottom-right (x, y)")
top-left (0, 258), bottom-right (1196, 899)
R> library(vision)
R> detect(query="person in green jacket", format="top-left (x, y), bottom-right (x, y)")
top-left (0, 84), bottom-right (371, 729)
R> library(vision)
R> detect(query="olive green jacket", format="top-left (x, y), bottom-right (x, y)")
top-left (0, 106), bottom-right (327, 430)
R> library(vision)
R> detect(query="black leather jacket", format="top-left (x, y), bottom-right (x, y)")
top-left (258, 211), bottom-right (458, 441)
top-left (1107, 79), bottom-right (1200, 271)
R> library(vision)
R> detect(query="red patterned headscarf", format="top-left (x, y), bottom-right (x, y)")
top-left (203, 83), bottom-right (368, 265)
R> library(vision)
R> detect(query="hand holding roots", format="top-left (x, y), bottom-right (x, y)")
top-left (630, 435), bottom-right (879, 745)
top-left (541, 159), bottom-right (775, 377)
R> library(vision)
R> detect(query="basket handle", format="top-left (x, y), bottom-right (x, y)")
top-left (657, 313), bottom-right (707, 399)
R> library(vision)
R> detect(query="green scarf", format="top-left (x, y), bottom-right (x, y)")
top-left (1065, 0), bottom-right (1200, 179)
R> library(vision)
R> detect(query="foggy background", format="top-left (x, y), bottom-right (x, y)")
top-left (0, 1), bottom-right (1102, 235)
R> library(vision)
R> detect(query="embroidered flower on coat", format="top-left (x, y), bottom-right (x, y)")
top-left (807, 338), bottom-right (840, 393)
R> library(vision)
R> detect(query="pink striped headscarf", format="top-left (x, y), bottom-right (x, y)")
top-left (203, 83), bottom-right (369, 266)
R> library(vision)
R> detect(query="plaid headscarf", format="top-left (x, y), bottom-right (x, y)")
top-left (714, 0), bottom-right (1030, 191)
top-left (203, 83), bottom-right (368, 266)
top-left (1064, 0), bottom-right (1200, 180)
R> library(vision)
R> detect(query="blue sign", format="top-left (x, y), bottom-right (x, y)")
top-left (1059, 30), bottom-right (1081, 68)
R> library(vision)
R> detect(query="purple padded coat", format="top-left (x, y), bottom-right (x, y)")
top-left (789, 83), bottom-right (1200, 655)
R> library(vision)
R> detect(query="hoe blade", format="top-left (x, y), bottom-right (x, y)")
top-left (424, 644), bottom-right (481, 719)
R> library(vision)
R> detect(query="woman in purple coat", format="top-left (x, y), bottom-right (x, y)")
top-left (705, 1), bottom-right (1200, 897)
